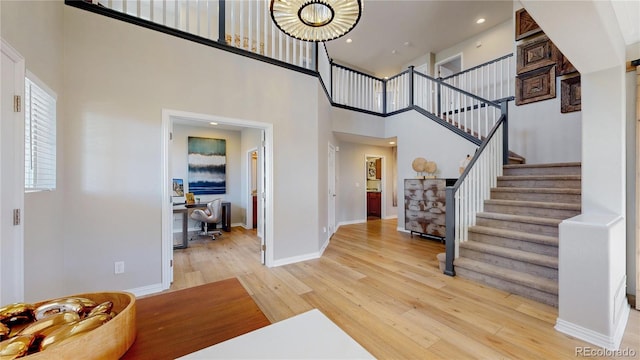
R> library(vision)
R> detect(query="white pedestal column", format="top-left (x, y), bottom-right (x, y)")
top-left (556, 214), bottom-right (630, 350)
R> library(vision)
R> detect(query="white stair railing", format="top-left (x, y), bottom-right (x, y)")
top-left (331, 63), bottom-right (384, 113)
top-left (441, 54), bottom-right (514, 102)
top-left (385, 71), bottom-right (410, 113)
top-left (414, 72), bottom-right (501, 142)
top-left (443, 106), bottom-right (507, 276)
top-left (94, 0), bottom-right (315, 70)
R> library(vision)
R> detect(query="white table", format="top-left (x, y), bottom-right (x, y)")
top-left (179, 309), bottom-right (375, 359)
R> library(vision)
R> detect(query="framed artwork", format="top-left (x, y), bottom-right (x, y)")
top-left (516, 65), bottom-right (556, 106)
top-left (561, 75), bottom-right (581, 113)
top-left (517, 35), bottom-right (555, 74)
top-left (172, 178), bottom-right (184, 197)
top-left (515, 8), bottom-right (542, 41)
top-left (553, 44), bottom-right (577, 76)
top-left (188, 137), bottom-right (226, 195)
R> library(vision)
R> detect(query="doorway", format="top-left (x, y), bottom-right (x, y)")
top-left (161, 109), bottom-right (273, 290)
top-left (365, 154), bottom-right (384, 220)
top-left (435, 53), bottom-right (463, 78)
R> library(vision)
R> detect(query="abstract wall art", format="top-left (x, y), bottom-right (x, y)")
top-left (188, 137), bottom-right (226, 195)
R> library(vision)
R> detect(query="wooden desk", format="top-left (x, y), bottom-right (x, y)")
top-left (121, 278), bottom-right (270, 360)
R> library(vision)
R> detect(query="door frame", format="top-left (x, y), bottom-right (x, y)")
top-left (364, 153), bottom-right (385, 220)
top-left (328, 143), bottom-right (336, 239)
top-left (1, 39), bottom-right (25, 303)
top-left (434, 53), bottom-right (463, 78)
top-left (161, 109), bottom-right (274, 290)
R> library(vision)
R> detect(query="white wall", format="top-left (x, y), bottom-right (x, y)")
top-left (171, 124), bottom-right (242, 225)
top-left (1, 0), bottom-right (67, 302)
top-left (435, 19), bottom-right (513, 71)
top-left (318, 84), bottom-right (337, 247)
top-left (52, 5), bottom-right (320, 294)
top-left (386, 111), bottom-right (478, 230)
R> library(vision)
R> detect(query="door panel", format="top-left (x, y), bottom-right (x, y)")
top-left (1, 39), bottom-right (25, 304)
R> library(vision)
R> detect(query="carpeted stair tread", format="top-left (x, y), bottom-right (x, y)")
top-left (460, 241), bottom-right (558, 269)
top-left (454, 257), bottom-right (558, 295)
top-left (484, 199), bottom-right (581, 210)
top-left (491, 187), bottom-right (581, 195)
top-left (468, 225), bottom-right (558, 246)
top-left (498, 175), bottom-right (581, 181)
top-left (503, 162), bottom-right (581, 169)
top-left (475, 212), bottom-right (562, 226)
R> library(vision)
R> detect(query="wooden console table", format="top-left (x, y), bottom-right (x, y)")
top-left (121, 278), bottom-right (270, 360)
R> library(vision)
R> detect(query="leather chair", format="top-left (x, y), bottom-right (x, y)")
top-left (190, 199), bottom-right (223, 240)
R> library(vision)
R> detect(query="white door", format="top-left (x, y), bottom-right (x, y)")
top-left (328, 143), bottom-right (336, 238)
top-left (1, 39), bottom-right (25, 304)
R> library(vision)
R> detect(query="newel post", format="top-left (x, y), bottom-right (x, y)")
top-left (408, 66), bottom-right (414, 107)
top-left (217, 0), bottom-right (226, 45)
top-left (501, 101), bottom-right (509, 165)
top-left (444, 187), bottom-right (456, 276)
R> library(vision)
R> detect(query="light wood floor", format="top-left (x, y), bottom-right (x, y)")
top-left (172, 219), bottom-right (640, 359)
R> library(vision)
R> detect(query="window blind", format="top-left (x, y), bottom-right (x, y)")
top-left (25, 76), bottom-right (56, 191)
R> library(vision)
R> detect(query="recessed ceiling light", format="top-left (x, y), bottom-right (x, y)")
top-left (403, 41), bottom-right (410, 46)
top-left (209, 122), bottom-right (218, 125)
top-left (476, 18), bottom-right (486, 24)
top-left (346, 38), bottom-right (353, 43)
top-left (389, 141), bottom-right (396, 145)
top-left (391, 49), bottom-right (397, 54)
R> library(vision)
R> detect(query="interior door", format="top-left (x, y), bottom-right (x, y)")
top-left (1, 39), bottom-right (25, 304)
top-left (328, 143), bottom-right (336, 238)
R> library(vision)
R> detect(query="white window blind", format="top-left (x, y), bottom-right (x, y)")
top-left (25, 75), bottom-right (56, 191)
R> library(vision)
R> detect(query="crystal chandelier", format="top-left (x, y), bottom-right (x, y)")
top-left (270, 0), bottom-right (363, 42)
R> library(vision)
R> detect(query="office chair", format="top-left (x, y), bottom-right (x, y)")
top-left (190, 198), bottom-right (223, 240)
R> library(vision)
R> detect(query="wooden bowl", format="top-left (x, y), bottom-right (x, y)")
top-left (24, 291), bottom-right (136, 359)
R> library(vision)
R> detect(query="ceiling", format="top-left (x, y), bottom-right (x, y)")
top-left (324, 0), bottom-right (513, 77)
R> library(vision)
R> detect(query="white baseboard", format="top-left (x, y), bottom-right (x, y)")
top-left (383, 215), bottom-right (398, 220)
top-left (337, 219), bottom-right (366, 229)
top-left (555, 303), bottom-right (630, 350)
top-left (271, 251), bottom-right (322, 267)
top-left (127, 283), bottom-right (164, 297)
top-left (319, 237), bottom-right (330, 256)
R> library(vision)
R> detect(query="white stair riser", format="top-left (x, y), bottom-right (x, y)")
top-left (497, 179), bottom-right (581, 188)
top-left (459, 247), bottom-right (558, 280)
top-left (483, 203), bottom-right (580, 219)
top-left (455, 267), bottom-right (558, 307)
top-left (475, 217), bottom-right (559, 236)
top-left (503, 166), bottom-right (581, 176)
top-left (490, 190), bottom-right (580, 204)
top-left (467, 231), bottom-right (558, 257)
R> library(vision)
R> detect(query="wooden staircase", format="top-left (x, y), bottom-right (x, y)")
top-left (452, 162), bottom-right (581, 307)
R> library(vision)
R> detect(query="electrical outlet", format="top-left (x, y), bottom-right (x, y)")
top-left (114, 261), bottom-right (125, 274)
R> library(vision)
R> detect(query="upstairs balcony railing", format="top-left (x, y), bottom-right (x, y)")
top-left (89, 0), bottom-right (316, 70)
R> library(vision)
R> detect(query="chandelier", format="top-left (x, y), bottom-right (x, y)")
top-left (270, 0), bottom-right (363, 42)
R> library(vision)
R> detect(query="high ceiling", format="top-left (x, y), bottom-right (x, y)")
top-left (324, 0), bottom-right (513, 77)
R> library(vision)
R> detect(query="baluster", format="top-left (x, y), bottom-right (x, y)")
top-left (247, 1), bottom-right (253, 53)
top-left (278, 29), bottom-right (283, 61)
top-left (162, 0), bottom-right (167, 25)
top-left (263, 0), bottom-right (268, 56)
top-left (306, 42), bottom-right (310, 69)
top-left (484, 102), bottom-right (489, 139)
top-left (238, 1), bottom-right (244, 49)
top-left (136, 0), bottom-right (141, 17)
top-left (292, 39), bottom-right (297, 65)
top-left (493, 62), bottom-right (497, 101)
top-left (256, 0), bottom-right (261, 54)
